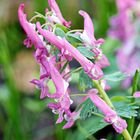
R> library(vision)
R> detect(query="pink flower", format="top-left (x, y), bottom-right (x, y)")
top-left (37, 22), bottom-right (103, 80)
top-left (88, 89), bottom-right (127, 133)
top-left (116, 0), bottom-right (136, 12)
top-left (79, 10), bottom-right (104, 46)
top-left (63, 111), bottom-right (80, 129)
top-left (133, 91), bottom-right (140, 98)
top-left (63, 39), bottom-right (103, 80)
top-left (47, 57), bottom-right (69, 98)
top-left (48, 0), bottom-right (71, 27)
top-left (18, 4), bottom-right (48, 52)
top-left (31, 78), bottom-right (49, 99)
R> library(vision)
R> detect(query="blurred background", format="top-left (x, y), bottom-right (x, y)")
top-left (0, 0), bottom-right (137, 140)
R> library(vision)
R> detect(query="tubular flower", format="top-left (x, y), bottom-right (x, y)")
top-left (79, 10), bottom-right (104, 47)
top-left (18, 4), bottom-right (48, 51)
top-left (37, 22), bottom-right (103, 80)
top-left (79, 10), bottom-right (109, 69)
top-left (63, 39), bottom-right (104, 80)
top-left (36, 22), bottom-right (72, 61)
top-left (133, 91), bottom-right (140, 98)
top-left (47, 57), bottom-right (69, 98)
top-left (48, 0), bottom-right (71, 27)
top-left (88, 89), bottom-right (127, 133)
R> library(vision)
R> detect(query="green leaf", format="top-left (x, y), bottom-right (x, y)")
top-left (66, 34), bottom-right (82, 43)
top-left (132, 69), bottom-right (139, 95)
top-left (55, 24), bottom-right (69, 32)
top-left (78, 70), bottom-right (93, 91)
top-left (80, 98), bottom-right (98, 120)
top-left (111, 96), bottom-right (129, 102)
top-left (114, 103), bottom-right (139, 119)
top-left (133, 123), bottom-right (140, 140)
top-left (103, 71), bottom-right (128, 82)
top-left (55, 27), bottom-right (65, 38)
top-left (77, 46), bottom-right (95, 59)
top-left (23, 98), bottom-right (46, 112)
top-left (53, 48), bottom-right (60, 62)
top-left (71, 117), bottom-right (108, 140)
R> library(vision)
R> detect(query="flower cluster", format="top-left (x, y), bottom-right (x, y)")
top-left (18, 0), bottom-right (127, 133)
top-left (108, 0), bottom-right (140, 87)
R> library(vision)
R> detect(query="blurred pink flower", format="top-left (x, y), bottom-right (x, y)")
top-left (108, 0), bottom-right (140, 88)
top-left (133, 91), bottom-right (140, 98)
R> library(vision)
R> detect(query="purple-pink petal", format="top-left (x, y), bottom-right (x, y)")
top-left (18, 4), bottom-right (48, 56)
top-left (48, 0), bottom-right (71, 27)
top-left (88, 89), bottom-right (127, 133)
top-left (79, 10), bottom-right (95, 45)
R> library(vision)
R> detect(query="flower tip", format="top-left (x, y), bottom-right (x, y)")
top-left (19, 3), bottom-right (25, 11)
top-left (79, 10), bottom-right (85, 16)
top-left (36, 22), bottom-right (42, 32)
top-left (88, 89), bottom-right (98, 96)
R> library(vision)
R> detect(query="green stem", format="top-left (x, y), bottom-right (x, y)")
top-left (70, 94), bottom-right (88, 97)
top-left (93, 80), bottom-right (132, 140)
top-left (128, 69), bottom-right (139, 136)
top-left (133, 123), bottom-right (140, 140)
top-left (93, 80), bottom-right (114, 109)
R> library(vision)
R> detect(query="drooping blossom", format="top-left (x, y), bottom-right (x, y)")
top-left (37, 22), bottom-right (104, 80)
top-left (133, 91), bottom-right (140, 98)
top-left (48, 0), bottom-right (71, 27)
top-left (79, 10), bottom-right (110, 69)
top-left (18, 4), bottom-right (47, 50)
top-left (79, 10), bottom-right (104, 46)
top-left (88, 89), bottom-right (127, 133)
top-left (63, 111), bottom-right (80, 129)
top-left (63, 39), bottom-right (104, 80)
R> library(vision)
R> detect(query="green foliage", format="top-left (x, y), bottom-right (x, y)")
top-left (68, 117), bottom-right (108, 140)
top-left (78, 70), bottom-right (93, 91)
top-left (66, 34), bottom-right (82, 44)
top-left (80, 98), bottom-right (98, 120)
top-left (23, 98), bottom-right (46, 112)
top-left (103, 71), bottom-right (128, 82)
top-left (132, 69), bottom-right (139, 95)
top-left (112, 96), bottom-right (139, 119)
top-left (116, 104), bottom-right (139, 119)
top-left (55, 27), bottom-right (66, 38)
top-left (77, 46), bottom-right (95, 59)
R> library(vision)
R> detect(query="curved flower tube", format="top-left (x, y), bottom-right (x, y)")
top-left (47, 57), bottom-right (69, 98)
top-left (63, 39), bottom-right (103, 80)
top-left (88, 89), bottom-right (127, 133)
top-left (48, 0), bottom-right (71, 27)
top-left (79, 10), bottom-right (104, 46)
top-left (18, 4), bottom-right (48, 51)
